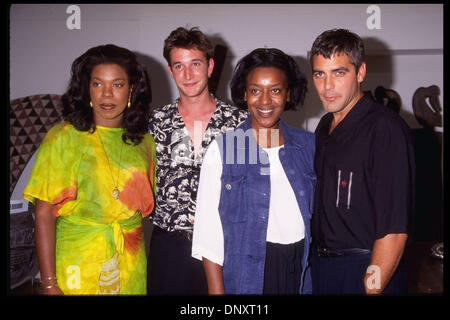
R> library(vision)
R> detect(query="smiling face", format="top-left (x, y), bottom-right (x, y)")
top-left (312, 53), bottom-right (366, 121)
top-left (245, 66), bottom-right (290, 132)
top-left (89, 63), bottom-right (132, 128)
top-left (168, 47), bottom-right (214, 100)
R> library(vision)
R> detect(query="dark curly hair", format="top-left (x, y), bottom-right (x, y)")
top-left (309, 28), bottom-right (365, 72)
top-left (230, 48), bottom-right (307, 111)
top-left (163, 27), bottom-right (214, 66)
top-left (61, 44), bottom-right (152, 145)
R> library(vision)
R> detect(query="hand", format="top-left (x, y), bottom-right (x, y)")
top-left (364, 273), bottom-right (382, 295)
top-left (41, 284), bottom-right (64, 295)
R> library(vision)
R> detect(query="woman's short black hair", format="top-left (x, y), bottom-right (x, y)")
top-left (61, 44), bottom-right (152, 145)
top-left (230, 48), bottom-right (307, 111)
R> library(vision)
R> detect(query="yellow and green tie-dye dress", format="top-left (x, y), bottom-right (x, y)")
top-left (23, 122), bottom-right (156, 295)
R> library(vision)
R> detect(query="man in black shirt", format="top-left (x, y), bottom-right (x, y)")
top-left (309, 29), bottom-right (414, 294)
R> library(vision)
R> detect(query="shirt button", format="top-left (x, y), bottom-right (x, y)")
top-left (299, 191), bottom-right (305, 196)
top-left (225, 184), bottom-right (232, 190)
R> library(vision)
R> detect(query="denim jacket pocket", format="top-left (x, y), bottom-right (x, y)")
top-left (219, 175), bottom-right (248, 222)
top-left (302, 171), bottom-right (317, 186)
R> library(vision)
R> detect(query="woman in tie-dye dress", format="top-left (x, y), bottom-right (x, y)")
top-left (23, 44), bottom-right (155, 295)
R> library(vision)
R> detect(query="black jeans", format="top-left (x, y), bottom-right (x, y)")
top-left (311, 249), bottom-right (407, 294)
top-left (147, 226), bottom-right (208, 295)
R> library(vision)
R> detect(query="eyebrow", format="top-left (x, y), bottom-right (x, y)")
top-left (247, 82), bottom-right (284, 87)
top-left (332, 67), bottom-right (350, 72)
top-left (313, 67), bottom-right (350, 73)
top-left (172, 58), bottom-right (204, 65)
top-left (91, 77), bottom-right (127, 81)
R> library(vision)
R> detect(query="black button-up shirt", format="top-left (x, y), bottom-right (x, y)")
top-left (149, 97), bottom-right (248, 233)
top-left (312, 94), bottom-right (415, 249)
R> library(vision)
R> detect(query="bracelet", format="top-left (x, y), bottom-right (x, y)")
top-left (42, 283), bottom-right (59, 289)
top-left (43, 276), bottom-right (57, 281)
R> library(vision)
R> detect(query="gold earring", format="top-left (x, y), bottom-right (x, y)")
top-left (89, 101), bottom-right (93, 108)
top-left (127, 100), bottom-right (131, 108)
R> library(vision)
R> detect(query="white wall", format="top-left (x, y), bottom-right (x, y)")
top-left (10, 4), bottom-right (443, 200)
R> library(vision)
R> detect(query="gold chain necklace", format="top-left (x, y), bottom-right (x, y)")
top-left (96, 129), bottom-right (124, 200)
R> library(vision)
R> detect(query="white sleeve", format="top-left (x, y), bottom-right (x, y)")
top-left (191, 139), bottom-right (224, 266)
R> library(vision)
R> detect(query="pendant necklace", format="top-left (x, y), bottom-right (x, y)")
top-left (97, 129), bottom-right (124, 200)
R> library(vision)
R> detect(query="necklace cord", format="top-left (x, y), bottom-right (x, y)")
top-left (97, 129), bottom-right (124, 199)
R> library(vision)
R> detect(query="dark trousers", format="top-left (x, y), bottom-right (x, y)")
top-left (147, 226), bottom-right (208, 295)
top-left (263, 240), bottom-right (304, 294)
top-left (311, 249), bottom-right (407, 294)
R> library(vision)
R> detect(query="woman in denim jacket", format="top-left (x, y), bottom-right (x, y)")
top-left (192, 48), bottom-right (316, 294)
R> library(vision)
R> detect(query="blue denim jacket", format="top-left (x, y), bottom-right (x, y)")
top-left (216, 117), bottom-right (316, 294)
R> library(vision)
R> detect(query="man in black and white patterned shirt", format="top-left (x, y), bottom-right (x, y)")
top-left (147, 27), bottom-right (248, 294)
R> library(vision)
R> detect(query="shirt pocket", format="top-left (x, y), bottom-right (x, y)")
top-left (335, 168), bottom-right (355, 210)
top-left (219, 175), bottom-right (247, 222)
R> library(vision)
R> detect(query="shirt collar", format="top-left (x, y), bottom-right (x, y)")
top-left (239, 116), bottom-right (304, 149)
top-left (173, 94), bottom-right (220, 111)
top-left (323, 92), bottom-right (373, 136)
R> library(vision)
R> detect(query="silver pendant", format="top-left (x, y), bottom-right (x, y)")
top-left (112, 187), bottom-right (120, 200)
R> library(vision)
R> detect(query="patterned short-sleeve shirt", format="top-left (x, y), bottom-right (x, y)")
top-left (149, 97), bottom-right (248, 233)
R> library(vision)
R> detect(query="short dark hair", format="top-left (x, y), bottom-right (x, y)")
top-left (230, 48), bottom-right (308, 111)
top-left (61, 44), bottom-right (152, 145)
top-left (163, 27), bottom-right (214, 66)
top-left (309, 28), bottom-right (365, 72)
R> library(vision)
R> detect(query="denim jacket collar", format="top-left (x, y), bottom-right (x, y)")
top-left (240, 116), bottom-right (306, 151)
